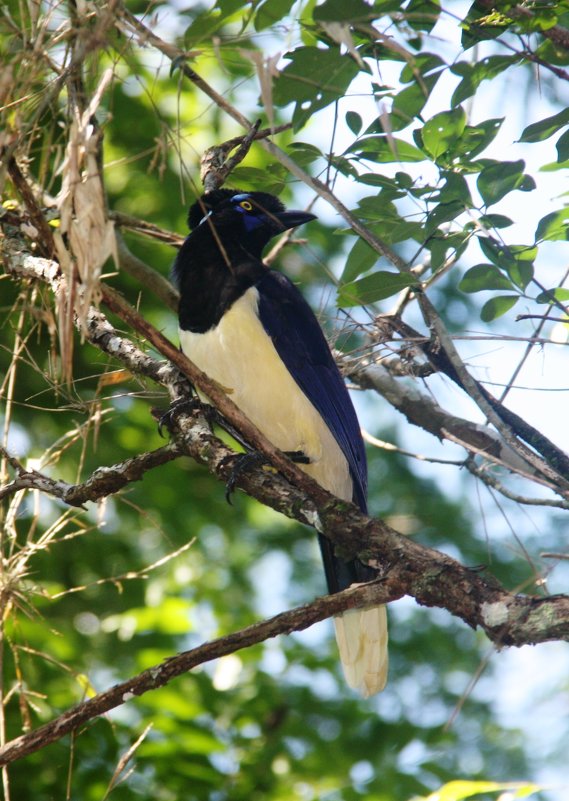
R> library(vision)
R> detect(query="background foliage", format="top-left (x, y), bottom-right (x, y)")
top-left (1, 1), bottom-right (568, 800)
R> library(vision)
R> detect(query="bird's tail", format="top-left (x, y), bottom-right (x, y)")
top-left (333, 604), bottom-right (388, 697)
top-left (318, 533), bottom-right (388, 696)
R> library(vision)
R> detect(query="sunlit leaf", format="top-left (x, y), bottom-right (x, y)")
top-left (338, 271), bottom-right (419, 306)
top-left (535, 208), bottom-right (569, 242)
top-left (417, 779), bottom-right (542, 801)
top-left (536, 287), bottom-right (569, 304)
top-left (347, 135), bottom-right (425, 163)
top-left (480, 294), bottom-right (519, 321)
top-left (420, 107), bottom-right (467, 161)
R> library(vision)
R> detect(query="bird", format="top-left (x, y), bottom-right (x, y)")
top-left (172, 188), bottom-right (388, 696)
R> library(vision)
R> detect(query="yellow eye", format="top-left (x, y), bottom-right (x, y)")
top-left (239, 200), bottom-right (253, 211)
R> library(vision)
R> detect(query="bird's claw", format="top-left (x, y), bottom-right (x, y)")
top-left (224, 452), bottom-right (265, 504)
top-left (223, 449), bottom-right (310, 504)
top-left (157, 396), bottom-right (206, 437)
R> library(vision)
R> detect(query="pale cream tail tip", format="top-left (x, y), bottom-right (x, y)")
top-left (333, 605), bottom-right (388, 697)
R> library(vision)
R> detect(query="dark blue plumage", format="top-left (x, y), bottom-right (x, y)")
top-left (256, 270), bottom-right (368, 514)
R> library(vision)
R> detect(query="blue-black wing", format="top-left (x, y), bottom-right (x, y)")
top-left (256, 271), bottom-right (373, 594)
top-left (256, 270), bottom-right (367, 514)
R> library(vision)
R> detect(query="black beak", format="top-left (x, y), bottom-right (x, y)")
top-left (273, 210), bottom-right (317, 231)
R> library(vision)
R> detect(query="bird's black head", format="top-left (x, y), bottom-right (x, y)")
top-left (173, 189), bottom-right (316, 331)
top-left (186, 189), bottom-right (316, 259)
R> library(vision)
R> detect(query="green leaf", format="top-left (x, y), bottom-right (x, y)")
top-left (338, 271), bottom-right (419, 306)
top-left (438, 172), bottom-right (473, 204)
top-left (253, 0), bottom-right (297, 30)
top-left (459, 264), bottom-right (514, 293)
top-left (519, 106), bottom-right (569, 142)
top-left (536, 287), bottom-right (569, 304)
top-left (347, 135), bottom-right (426, 163)
top-left (184, 0), bottom-right (247, 46)
top-left (400, 52), bottom-right (446, 83)
top-left (478, 213), bottom-right (514, 229)
top-left (426, 200), bottom-right (466, 235)
top-left (356, 173), bottom-right (406, 192)
top-left (273, 46), bottom-right (360, 130)
top-left (461, 8), bottom-right (513, 50)
top-left (287, 141), bottom-right (323, 168)
top-left (230, 165), bottom-right (286, 194)
top-left (391, 72), bottom-right (441, 128)
top-left (345, 110), bottom-right (362, 135)
top-left (401, 0), bottom-right (441, 34)
top-left (341, 237), bottom-right (377, 282)
top-left (480, 295), bottom-right (519, 322)
top-left (418, 779), bottom-right (542, 801)
top-left (477, 160), bottom-right (535, 206)
top-left (313, 0), bottom-right (373, 23)
top-left (478, 239), bottom-right (535, 289)
top-left (453, 118), bottom-right (504, 160)
top-left (427, 230), bottom-right (470, 271)
top-left (353, 194), bottom-right (400, 221)
top-left (535, 208), bottom-right (569, 242)
top-left (421, 107), bottom-right (466, 161)
top-left (329, 154), bottom-right (360, 179)
top-left (451, 56), bottom-right (516, 106)
top-left (556, 128), bottom-right (569, 162)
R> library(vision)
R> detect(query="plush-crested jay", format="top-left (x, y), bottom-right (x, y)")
top-left (172, 188), bottom-right (388, 696)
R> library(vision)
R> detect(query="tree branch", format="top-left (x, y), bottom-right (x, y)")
top-left (347, 358), bottom-right (548, 484)
top-left (0, 583), bottom-right (390, 768)
top-left (394, 301), bottom-right (569, 496)
top-left (115, 7), bottom-right (407, 272)
top-left (3, 246), bottom-right (568, 650)
top-left (112, 8), bottom-right (569, 498)
top-left (0, 443), bottom-right (182, 506)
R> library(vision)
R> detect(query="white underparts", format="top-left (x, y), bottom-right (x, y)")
top-left (179, 287), bottom-right (351, 499)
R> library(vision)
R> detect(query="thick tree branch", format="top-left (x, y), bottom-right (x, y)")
top-left (115, 231), bottom-right (180, 312)
top-left (0, 443), bottom-right (182, 506)
top-left (392, 303), bottom-right (569, 497)
top-left (0, 583), bottom-right (389, 768)
top-left (346, 358), bottom-right (560, 490)
top-left (3, 246), bottom-right (567, 648)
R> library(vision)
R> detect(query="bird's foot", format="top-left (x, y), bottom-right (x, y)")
top-left (156, 395), bottom-right (209, 437)
top-left (158, 397), bottom-right (255, 452)
top-left (223, 449), bottom-right (310, 503)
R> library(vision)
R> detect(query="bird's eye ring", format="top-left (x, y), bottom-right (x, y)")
top-left (239, 200), bottom-right (253, 211)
